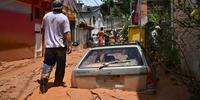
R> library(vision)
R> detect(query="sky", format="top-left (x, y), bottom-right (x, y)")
top-left (79, 0), bottom-right (103, 6)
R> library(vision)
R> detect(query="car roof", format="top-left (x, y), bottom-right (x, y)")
top-left (91, 45), bottom-right (140, 50)
top-left (91, 42), bottom-right (143, 50)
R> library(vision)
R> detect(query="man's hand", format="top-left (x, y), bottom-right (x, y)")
top-left (67, 44), bottom-right (72, 54)
top-left (64, 32), bottom-right (72, 54)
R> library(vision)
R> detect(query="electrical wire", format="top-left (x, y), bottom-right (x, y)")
top-left (94, 0), bottom-right (100, 6)
top-left (85, 0), bottom-right (100, 6)
top-left (71, 0), bottom-right (87, 23)
top-left (71, 0), bottom-right (101, 24)
top-left (82, 0), bottom-right (90, 5)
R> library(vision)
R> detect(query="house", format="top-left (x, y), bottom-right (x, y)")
top-left (75, 4), bottom-right (104, 49)
top-left (0, 0), bottom-right (77, 61)
top-left (63, 0), bottom-right (77, 45)
top-left (77, 4), bottom-right (104, 35)
top-left (104, 16), bottom-right (126, 30)
top-left (0, 0), bottom-right (51, 61)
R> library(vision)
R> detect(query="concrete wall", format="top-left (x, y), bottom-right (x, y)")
top-left (0, 1), bottom-right (35, 61)
top-left (173, 0), bottom-right (200, 78)
top-left (78, 7), bottom-right (104, 36)
top-left (104, 17), bottom-right (126, 30)
top-left (76, 27), bottom-right (92, 50)
top-left (176, 28), bottom-right (200, 78)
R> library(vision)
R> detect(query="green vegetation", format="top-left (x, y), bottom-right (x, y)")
top-left (187, 80), bottom-right (200, 100)
top-left (149, 1), bottom-right (200, 100)
top-left (120, 21), bottom-right (131, 41)
top-left (148, 5), bottom-right (160, 24)
top-left (175, 1), bottom-right (200, 99)
top-left (100, 0), bottom-right (131, 17)
top-left (190, 0), bottom-right (200, 17)
top-left (148, 4), bottom-right (181, 72)
top-left (100, 0), bottom-right (200, 99)
top-left (100, 0), bottom-right (133, 41)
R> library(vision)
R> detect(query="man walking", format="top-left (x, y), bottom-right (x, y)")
top-left (40, 0), bottom-right (72, 93)
top-left (151, 25), bottom-right (161, 51)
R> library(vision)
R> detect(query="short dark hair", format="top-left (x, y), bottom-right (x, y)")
top-left (52, 0), bottom-right (63, 10)
top-left (53, 9), bottom-right (62, 13)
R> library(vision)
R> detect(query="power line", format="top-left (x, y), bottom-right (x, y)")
top-left (93, 0), bottom-right (100, 6)
top-left (77, 0), bottom-right (83, 3)
top-left (84, 0), bottom-right (99, 6)
top-left (71, 0), bottom-right (87, 23)
top-left (82, 0), bottom-right (90, 5)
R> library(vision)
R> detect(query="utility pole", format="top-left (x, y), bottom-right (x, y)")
top-left (138, 0), bottom-right (141, 26)
top-left (73, 0), bottom-right (82, 46)
top-left (138, 0), bottom-right (142, 43)
top-left (130, 0), bottom-right (133, 16)
top-left (130, 0), bottom-right (133, 24)
top-left (110, 0), bottom-right (113, 30)
top-left (110, 7), bottom-right (113, 30)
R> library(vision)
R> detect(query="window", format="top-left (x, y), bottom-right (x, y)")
top-left (79, 47), bottom-right (143, 68)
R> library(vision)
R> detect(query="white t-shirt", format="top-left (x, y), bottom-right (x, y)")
top-left (42, 11), bottom-right (70, 48)
top-left (151, 30), bottom-right (158, 39)
top-left (151, 30), bottom-right (158, 44)
top-left (92, 35), bottom-right (98, 44)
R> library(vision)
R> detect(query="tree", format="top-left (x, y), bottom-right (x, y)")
top-left (190, 0), bottom-right (200, 17)
top-left (149, 1), bottom-right (200, 99)
top-left (171, 1), bottom-right (200, 99)
top-left (100, 0), bottom-right (131, 18)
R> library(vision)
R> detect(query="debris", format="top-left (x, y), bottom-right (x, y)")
top-left (90, 90), bottom-right (102, 100)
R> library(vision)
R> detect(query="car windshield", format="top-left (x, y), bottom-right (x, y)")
top-left (79, 47), bottom-right (144, 68)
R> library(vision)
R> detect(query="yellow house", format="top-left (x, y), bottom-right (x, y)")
top-left (62, 0), bottom-right (77, 22)
top-left (62, 0), bottom-right (78, 46)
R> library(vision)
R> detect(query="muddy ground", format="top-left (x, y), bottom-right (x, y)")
top-left (0, 49), bottom-right (191, 100)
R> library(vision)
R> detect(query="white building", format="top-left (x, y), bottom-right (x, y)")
top-left (77, 4), bottom-right (104, 36)
top-left (75, 4), bottom-right (104, 49)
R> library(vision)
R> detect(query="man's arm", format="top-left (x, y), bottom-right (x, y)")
top-left (41, 20), bottom-right (45, 56)
top-left (64, 32), bottom-right (72, 54)
top-left (62, 15), bottom-right (72, 54)
top-left (41, 27), bottom-right (45, 40)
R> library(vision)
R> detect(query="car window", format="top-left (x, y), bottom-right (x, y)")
top-left (79, 47), bottom-right (144, 68)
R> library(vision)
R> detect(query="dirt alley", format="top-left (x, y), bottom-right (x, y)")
top-left (0, 49), bottom-right (191, 100)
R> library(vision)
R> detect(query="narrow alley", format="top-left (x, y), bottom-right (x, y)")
top-left (0, 0), bottom-right (199, 100)
top-left (0, 49), bottom-right (190, 100)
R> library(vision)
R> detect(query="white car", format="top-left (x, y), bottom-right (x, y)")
top-left (71, 43), bottom-right (156, 94)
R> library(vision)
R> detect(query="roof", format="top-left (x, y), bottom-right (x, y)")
top-left (63, 0), bottom-right (77, 12)
top-left (78, 22), bottom-right (94, 30)
top-left (92, 41), bottom-right (142, 48)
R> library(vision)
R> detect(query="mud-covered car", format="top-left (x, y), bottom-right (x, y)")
top-left (71, 43), bottom-right (156, 94)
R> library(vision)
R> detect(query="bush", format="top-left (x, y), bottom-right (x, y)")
top-left (187, 80), bottom-right (200, 100)
top-left (120, 21), bottom-right (130, 41)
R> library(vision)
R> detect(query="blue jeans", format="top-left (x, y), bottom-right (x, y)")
top-left (41, 47), bottom-right (67, 83)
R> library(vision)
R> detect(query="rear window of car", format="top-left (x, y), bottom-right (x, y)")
top-left (79, 47), bottom-right (144, 68)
